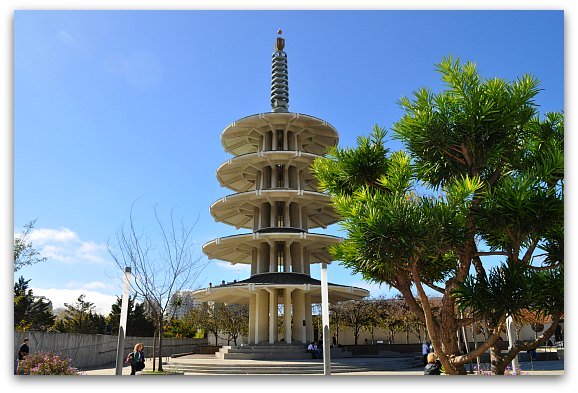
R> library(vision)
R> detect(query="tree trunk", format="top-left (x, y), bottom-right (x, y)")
top-left (157, 318), bottom-right (164, 372)
top-left (490, 343), bottom-right (504, 375)
top-left (152, 331), bottom-right (157, 371)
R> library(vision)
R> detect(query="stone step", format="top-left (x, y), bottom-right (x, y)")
top-left (216, 344), bottom-right (352, 360)
top-left (217, 351), bottom-right (312, 360)
top-left (164, 363), bottom-right (369, 375)
top-left (163, 358), bottom-right (423, 375)
top-left (219, 348), bottom-right (308, 354)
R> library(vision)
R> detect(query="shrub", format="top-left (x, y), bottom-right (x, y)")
top-left (18, 352), bottom-right (79, 375)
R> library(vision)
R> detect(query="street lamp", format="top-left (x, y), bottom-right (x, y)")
top-left (115, 267), bottom-right (131, 375)
top-left (321, 262), bottom-right (331, 375)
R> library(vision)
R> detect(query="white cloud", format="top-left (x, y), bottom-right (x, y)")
top-left (65, 281), bottom-right (115, 291)
top-left (32, 287), bottom-right (118, 315)
top-left (216, 261), bottom-right (251, 272)
top-left (26, 227), bottom-right (78, 244)
top-left (22, 227), bottom-right (111, 266)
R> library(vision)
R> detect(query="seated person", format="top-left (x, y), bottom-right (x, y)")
top-left (424, 353), bottom-right (442, 375)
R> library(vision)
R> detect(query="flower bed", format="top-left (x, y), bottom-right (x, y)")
top-left (17, 352), bottom-right (81, 375)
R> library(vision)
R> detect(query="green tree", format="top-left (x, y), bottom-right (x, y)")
top-left (329, 302), bottom-right (346, 345)
top-left (164, 318), bottom-right (199, 338)
top-left (215, 303), bottom-right (249, 345)
top-left (106, 296), bottom-right (155, 337)
top-left (312, 57), bottom-right (563, 375)
top-left (339, 300), bottom-right (374, 345)
top-left (14, 219), bottom-right (47, 272)
top-left (14, 276), bottom-right (55, 331)
top-left (197, 302), bottom-right (222, 346)
top-left (52, 294), bottom-right (106, 334)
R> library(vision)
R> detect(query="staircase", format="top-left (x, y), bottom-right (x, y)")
top-left (163, 357), bottom-right (423, 375)
top-left (215, 343), bottom-right (352, 360)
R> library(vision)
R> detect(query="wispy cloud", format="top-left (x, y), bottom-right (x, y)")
top-left (65, 280), bottom-right (116, 291)
top-left (216, 261), bottom-right (251, 272)
top-left (26, 227), bottom-right (78, 243)
top-left (56, 30), bottom-right (88, 56)
top-left (104, 51), bottom-right (163, 90)
top-left (20, 227), bottom-right (111, 266)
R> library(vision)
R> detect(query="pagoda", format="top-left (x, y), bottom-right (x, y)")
top-left (195, 31), bottom-right (369, 346)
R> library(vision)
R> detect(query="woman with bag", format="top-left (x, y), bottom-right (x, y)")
top-left (126, 343), bottom-right (146, 375)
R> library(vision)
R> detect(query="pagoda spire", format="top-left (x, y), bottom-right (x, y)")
top-left (271, 29), bottom-right (289, 113)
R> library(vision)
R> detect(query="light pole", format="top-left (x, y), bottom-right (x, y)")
top-left (115, 267), bottom-right (131, 375)
top-left (506, 315), bottom-right (519, 374)
top-left (321, 262), bottom-right (331, 375)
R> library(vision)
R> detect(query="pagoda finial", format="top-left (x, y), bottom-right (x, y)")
top-left (271, 30), bottom-right (289, 113)
top-left (275, 29), bottom-right (285, 51)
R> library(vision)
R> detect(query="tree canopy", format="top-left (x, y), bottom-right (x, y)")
top-left (312, 56), bottom-right (563, 375)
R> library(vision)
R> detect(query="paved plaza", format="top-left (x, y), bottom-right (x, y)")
top-left (82, 355), bottom-right (564, 376)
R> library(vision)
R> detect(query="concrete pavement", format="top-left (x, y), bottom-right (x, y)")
top-left (81, 355), bottom-right (564, 376)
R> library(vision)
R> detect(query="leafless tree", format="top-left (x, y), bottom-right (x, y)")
top-left (107, 203), bottom-right (207, 371)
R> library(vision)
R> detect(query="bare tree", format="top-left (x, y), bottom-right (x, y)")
top-left (107, 203), bottom-right (207, 371)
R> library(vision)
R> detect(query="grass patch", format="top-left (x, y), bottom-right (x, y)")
top-left (139, 370), bottom-right (183, 375)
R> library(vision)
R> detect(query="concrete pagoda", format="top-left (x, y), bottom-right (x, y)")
top-left (195, 31), bottom-right (369, 346)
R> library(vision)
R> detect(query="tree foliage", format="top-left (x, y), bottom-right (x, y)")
top-left (52, 294), bottom-right (107, 334)
top-left (106, 296), bottom-right (156, 337)
top-left (14, 276), bottom-right (55, 331)
top-left (14, 219), bottom-right (47, 272)
top-left (312, 57), bottom-right (563, 375)
top-left (214, 303), bottom-right (249, 346)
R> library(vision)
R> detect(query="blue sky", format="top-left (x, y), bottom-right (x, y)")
top-left (12, 10), bottom-right (564, 314)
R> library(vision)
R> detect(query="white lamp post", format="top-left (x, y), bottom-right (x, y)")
top-left (115, 267), bottom-right (131, 375)
top-left (321, 262), bottom-right (331, 375)
top-left (506, 315), bottom-right (519, 374)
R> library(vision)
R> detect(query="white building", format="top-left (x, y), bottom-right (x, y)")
top-left (193, 31), bottom-right (368, 346)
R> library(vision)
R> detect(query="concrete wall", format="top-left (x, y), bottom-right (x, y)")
top-left (335, 322), bottom-right (557, 346)
top-left (14, 331), bottom-right (207, 369)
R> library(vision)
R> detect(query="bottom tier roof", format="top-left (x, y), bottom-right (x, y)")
top-left (191, 272), bottom-right (369, 304)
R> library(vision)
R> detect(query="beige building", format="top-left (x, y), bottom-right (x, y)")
top-left (193, 31), bottom-right (368, 346)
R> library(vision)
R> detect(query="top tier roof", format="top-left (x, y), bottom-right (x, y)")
top-left (221, 112), bottom-right (339, 156)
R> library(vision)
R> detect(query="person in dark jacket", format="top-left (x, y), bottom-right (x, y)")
top-left (424, 353), bottom-right (442, 375)
top-left (16, 338), bottom-right (30, 375)
top-left (126, 343), bottom-right (146, 375)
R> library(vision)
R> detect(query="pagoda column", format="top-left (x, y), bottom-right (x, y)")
top-left (284, 288), bottom-right (293, 343)
top-left (256, 289), bottom-right (269, 343)
top-left (248, 292), bottom-right (256, 344)
top-left (293, 289), bottom-right (306, 343)
top-left (305, 293), bottom-right (314, 343)
top-left (268, 289), bottom-right (278, 344)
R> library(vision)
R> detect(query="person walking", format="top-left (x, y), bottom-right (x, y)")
top-left (16, 338), bottom-right (30, 375)
top-left (126, 343), bottom-right (146, 375)
top-left (424, 353), bottom-right (443, 375)
top-left (422, 341), bottom-right (430, 366)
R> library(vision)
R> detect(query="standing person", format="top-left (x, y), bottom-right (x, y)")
top-left (422, 341), bottom-right (430, 366)
top-left (16, 338), bottom-right (30, 375)
top-left (424, 353), bottom-right (442, 375)
top-left (126, 343), bottom-right (146, 375)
